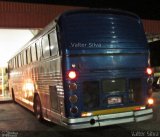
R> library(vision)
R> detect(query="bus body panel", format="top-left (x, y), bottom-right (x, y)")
top-left (58, 9), bottom-right (152, 120)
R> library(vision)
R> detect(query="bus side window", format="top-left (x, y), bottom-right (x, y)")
top-left (36, 39), bottom-right (42, 61)
top-left (42, 35), bottom-right (50, 58)
top-left (14, 57), bottom-right (17, 68)
top-left (18, 54), bottom-right (21, 67)
top-left (49, 30), bottom-right (58, 56)
top-left (8, 60), bottom-right (13, 70)
top-left (31, 43), bottom-right (37, 62)
top-left (27, 47), bottom-right (32, 64)
top-left (13, 58), bottom-right (16, 69)
top-left (23, 50), bottom-right (27, 65)
top-left (16, 56), bottom-right (19, 68)
top-left (21, 52), bottom-right (24, 66)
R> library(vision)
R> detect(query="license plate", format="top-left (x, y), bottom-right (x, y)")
top-left (108, 97), bottom-right (122, 104)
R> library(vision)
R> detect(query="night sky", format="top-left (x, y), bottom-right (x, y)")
top-left (2, 0), bottom-right (160, 20)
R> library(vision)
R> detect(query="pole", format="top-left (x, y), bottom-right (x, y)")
top-left (2, 68), bottom-right (4, 96)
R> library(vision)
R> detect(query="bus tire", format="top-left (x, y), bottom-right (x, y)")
top-left (34, 95), bottom-right (43, 122)
top-left (12, 89), bottom-right (16, 104)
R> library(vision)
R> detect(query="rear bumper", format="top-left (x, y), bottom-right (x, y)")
top-left (62, 108), bottom-right (153, 129)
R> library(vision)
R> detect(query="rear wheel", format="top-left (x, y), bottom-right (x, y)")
top-left (34, 95), bottom-right (43, 121)
top-left (12, 89), bottom-right (16, 103)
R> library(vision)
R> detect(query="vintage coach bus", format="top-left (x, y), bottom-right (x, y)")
top-left (8, 9), bottom-right (153, 129)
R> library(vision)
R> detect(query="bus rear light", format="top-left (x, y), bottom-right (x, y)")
top-left (134, 106), bottom-right (146, 111)
top-left (81, 112), bottom-right (92, 117)
top-left (146, 68), bottom-right (153, 75)
top-left (147, 98), bottom-right (154, 105)
top-left (69, 95), bottom-right (78, 103)
top-left (70, 106), bottom-right (78, 114)
top-left (69, 83), bottom-right (77, 91)
top-left (68, 70), bottom-right (77, 80)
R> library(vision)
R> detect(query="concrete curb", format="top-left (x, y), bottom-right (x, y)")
top-left (0, 100), bottom-right (13, 104)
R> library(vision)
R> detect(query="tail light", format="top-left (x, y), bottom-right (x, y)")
top-left (134, 106), bottom-right (146, 111)
top-left (146, 67), bottom-right (153, 75)
top-left (147, 98), bottom-right (154, 105)
top-left (67, 70), bottom-right (77, 80)
top-left (69, 95), bottom-right (78, 103)
top-left (70, 106), bottom-right (78, 114)
top-left (69, 83), bottom-right (77, 91)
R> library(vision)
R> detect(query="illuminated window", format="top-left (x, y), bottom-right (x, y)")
top-left (31, 43), bottom-right (37, 62)
top-left (18, 54), bottom-right (21, 67)
top-left (36, 39), bottom-right (42, 61)
top-left (27, 47), bottom-right (31, 64)
top-left (42, 35), bottom-right (50, 58)
top-left (23, 50), bottom-right (27, 65)
top-left (49, 30), bottom-right (58, 56)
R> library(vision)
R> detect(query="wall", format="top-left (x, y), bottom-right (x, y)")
top-left (0, 1), bottom-right (159, 34)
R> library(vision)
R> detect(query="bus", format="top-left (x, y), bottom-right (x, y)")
top-left (8, 9), bottom-right (153, 129)
top-left (149, 40), bottom-right (160, 90)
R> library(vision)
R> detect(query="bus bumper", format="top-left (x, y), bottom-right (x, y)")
top-left (62, 108), bottom-right (153, 129)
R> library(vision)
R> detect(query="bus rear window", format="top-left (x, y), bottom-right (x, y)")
top-left (102, 79), bottom-right (125, 93)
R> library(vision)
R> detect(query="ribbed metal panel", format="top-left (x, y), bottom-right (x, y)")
top-left (0, 1), bottom-right (82, 28)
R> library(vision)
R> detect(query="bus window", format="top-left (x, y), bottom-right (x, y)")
top-left (42, 35), bottom-right (50, 58)
top-left (18, 54), bottom-right (21, 67)
top-left (31, 43), bottom-right (37, 62)
top-left (23, 50), bottom-right (27, 65)
top-left (21, 52), bottom-right (24, 66)
top-left (49, 30), bottom-right (58, 56)
top-left (13, 58), bottom-right (16, 68)
top-left (27, 47), bottom-right (31, 64)
top-left (8, 60), bottom-right (13, 70)
top-left (16, 56), bottom-right (19, 68)
top-left (36, 39), bottom-right (42, 61)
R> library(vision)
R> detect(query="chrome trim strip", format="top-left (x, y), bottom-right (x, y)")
top-left (135, 114), bottom-right (153, 122)
top-left (63, 122), bottom-right (99, 129)
top-left (61, 108), bottom-right (153, 129)
top-left (98, 111), bottom-right (133, 120)
top-left (62, 116), bottom-right (99, 124)
top-left (134, 108), bottom-right (153, 116)
top-left (99, 117), bottom-right (134, 126)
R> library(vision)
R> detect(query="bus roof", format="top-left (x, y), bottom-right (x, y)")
top-left (58, 8), bottom-right (140, 22)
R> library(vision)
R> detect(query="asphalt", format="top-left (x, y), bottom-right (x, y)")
top-left (0, 91), bottom-right (160, 137)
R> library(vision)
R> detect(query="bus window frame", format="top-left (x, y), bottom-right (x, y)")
top-left (18, 54), bottom-right (21, 68)
top-left (16, 56), bottom-right (19, 68)
top-left (48, 29), bottom-right (59, 57)
top-left (41, 34), bottom-right (51, 58)
top-left (36, 39), bottom-right (42, 61)
top-left (23, 49), bottom-right (28, 65)
top-left (21, 52), bottom-right (24, 66)
top-left (27, 46), bottom-right (32, 64)
top-left (31, 43), bottom-right (38, 62)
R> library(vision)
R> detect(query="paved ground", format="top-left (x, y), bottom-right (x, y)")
top-left (0, 92), bottom-right (160, 137)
